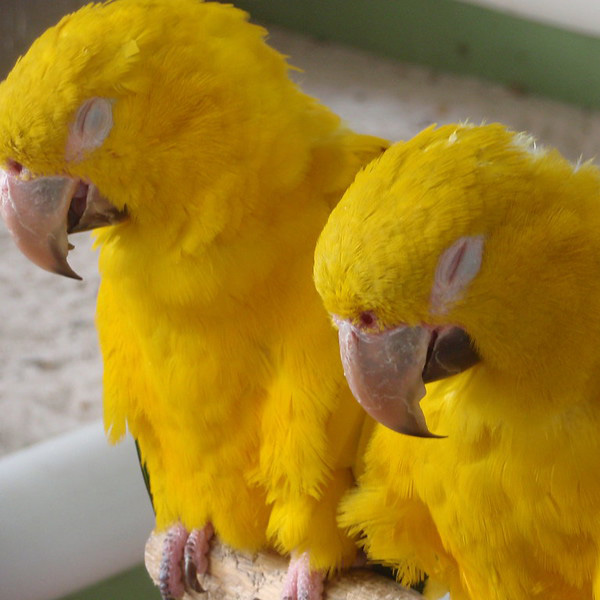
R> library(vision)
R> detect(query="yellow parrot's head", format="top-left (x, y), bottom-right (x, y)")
top-left (314, 123), bottom-right (600, 437)
top-left (0, 0), bottom-right (297, 279)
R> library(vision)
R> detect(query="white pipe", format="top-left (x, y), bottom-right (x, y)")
top-left (0, 422), bottom-right (155, 600)
top-left (462, 0), bottom-right (600, 38)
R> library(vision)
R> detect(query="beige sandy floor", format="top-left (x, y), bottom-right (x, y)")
top-left (2, 24), bottom-right (600, 455)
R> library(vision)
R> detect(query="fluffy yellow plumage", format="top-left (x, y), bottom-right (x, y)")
top-left (314, 123), bottom-right (600, 599)
top-left (0, 1), bottom-right (387, 597)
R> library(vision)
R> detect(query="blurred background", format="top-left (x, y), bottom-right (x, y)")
top-left (2, 1), bottom-right (600, 599)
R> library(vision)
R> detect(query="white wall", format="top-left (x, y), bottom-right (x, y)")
top-left (463, 0), bottom-right (600, 37)
top-left (0, 423), bottom-right (155, 600)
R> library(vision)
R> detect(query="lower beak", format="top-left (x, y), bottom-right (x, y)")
top-left (0, 171), bottom-right (126, 279)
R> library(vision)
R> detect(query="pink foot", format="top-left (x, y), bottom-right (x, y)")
top-left (157, 523), bottom-right (214, 599)
top-left (184, 524), bottom-right (214, 592)
top-left (282, 552), bottom-right (324, 600)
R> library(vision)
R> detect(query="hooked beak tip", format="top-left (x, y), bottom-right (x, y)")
top-left (396, 423), bottom-right (447, 439)
top-left (54, 265), bottom-right (83, 280)
top-left (375, 400), bottom-right (445, 439)
top-left (49, 241), bottom-right (82, 280)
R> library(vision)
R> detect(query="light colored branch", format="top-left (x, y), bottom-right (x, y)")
top-left (145, 532), bottom-right (423, 600)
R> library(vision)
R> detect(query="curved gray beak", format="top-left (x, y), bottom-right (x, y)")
top-left (336, 319), bottom-right (480, 437)
top-left (0, 170), bottom-right (126, 279)
top-left (337, 319), bottom-right (436, 437)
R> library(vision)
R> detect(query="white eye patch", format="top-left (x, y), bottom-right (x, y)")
top-left (65, 97), bottom-right (113, 162)
top-left (429, 235), bottom-right (485, 315)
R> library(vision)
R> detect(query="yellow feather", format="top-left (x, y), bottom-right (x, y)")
top-left (314, 123), bottom-right (600, 597)
top-left (0, 0), bottom-right (387, 574)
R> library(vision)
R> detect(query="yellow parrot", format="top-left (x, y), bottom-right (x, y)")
top-left (0, 1), bottom-right (387, 598)
top-left (314, 122), bottom-right (600, 600)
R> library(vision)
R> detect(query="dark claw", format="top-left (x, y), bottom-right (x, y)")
top-left (184, 557), bottom-right (204, 593)
top-left (184, 530), bottom-right (205, 593)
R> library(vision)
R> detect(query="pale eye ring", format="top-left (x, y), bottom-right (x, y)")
top-left (73, 97), bottom-right (113, 152)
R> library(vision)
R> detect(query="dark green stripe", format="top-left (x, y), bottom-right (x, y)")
top-left (232, 0), bottom-right (600, 108)
top-left (59, 564), bottom-right (161, 600)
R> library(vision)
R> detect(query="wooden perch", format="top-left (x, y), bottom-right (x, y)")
top-left (145, 532), bottom-right (423, 600)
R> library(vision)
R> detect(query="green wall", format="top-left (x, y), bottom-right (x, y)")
top-left (231, 0), bottom-right (600, 108)
top-left (60, 564), bottom-right (160, 600)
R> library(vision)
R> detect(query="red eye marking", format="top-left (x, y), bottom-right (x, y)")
top-left (5, 159), bottom-right (23, 176)
top-left (359, 311), bottom-right (377, 328)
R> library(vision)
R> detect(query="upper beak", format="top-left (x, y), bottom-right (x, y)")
top-left (336, 319), bottom-right (480, 437)
top-left (0, 170), bottom-right (126, 279)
